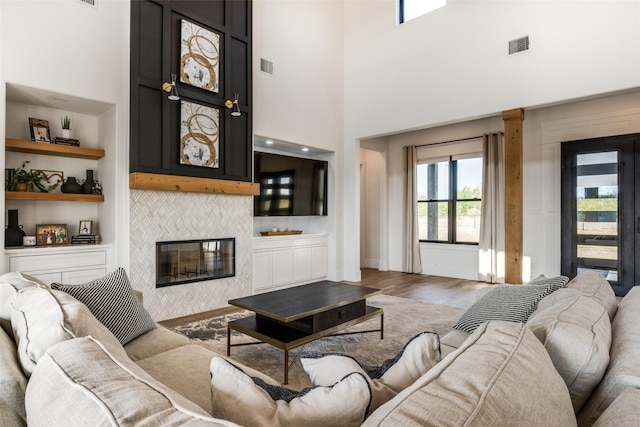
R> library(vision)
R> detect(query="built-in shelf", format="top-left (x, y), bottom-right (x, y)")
top-left (5, 138), bottom-right (105, 160)
top-left (5, 191), bottom-right (104, 202)
top-left (129, 172), bottom-right (260, 196)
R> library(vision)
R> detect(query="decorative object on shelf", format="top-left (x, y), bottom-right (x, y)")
top-left (225, 93), bottom-right (242, 117)
top-left (60, 176), bottom-right (83, 194)
top-left (79, 220), bottom-right (93, 235)
top-left (180, 19), bottom-right (220, 93)
top-left (180, 100), bottom-right (220, 168)
top-left (22, 235), bottom-right (36, 246)
top-left (5, 168), bottom-right (14, 190)
top-left (28, 117), bottom-right (51, 143)
top-left (5, 209), bottom-right (26, 247)
top-left (71, 234), bottom-right (98, 245)
top-left (36, 223), bottom-right (68, 246)
top-left (61, 115), bottom-right (71, 139)
top-left (82, 170), bottom-right (94, 194)
top-left (33, 169), bottom-right (64, 191)
top-left (92, 180), bottom-right (102, 195)
top-left (8, 161), bottom-right (48, 192)
top-left (260, 230), bottom-right (303, 236)
top-left (162, 73), bottom-right (180, 101)
top-left (53, 137), bottom-right (80, 146)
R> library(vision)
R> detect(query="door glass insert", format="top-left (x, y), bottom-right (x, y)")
top-left (575, 151), bottom-right (618, 281)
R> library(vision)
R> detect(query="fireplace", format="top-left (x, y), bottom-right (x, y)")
top-left (156, 238), bottom-right (235, 287)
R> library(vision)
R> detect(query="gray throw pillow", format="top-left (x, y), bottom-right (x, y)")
top-left (51, 268), bottom-right (155, 344)
top-left (453, 284), bottom-right (555, 334)
top-left (528, 274), bottom-right (569, 292)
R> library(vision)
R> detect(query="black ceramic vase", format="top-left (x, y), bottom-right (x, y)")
top-left (61, 177), bottom-right (83, 194)
top-left (5, 209), bottom-right (25, 247)
top-left (82, 170), bottom-right (94, 194)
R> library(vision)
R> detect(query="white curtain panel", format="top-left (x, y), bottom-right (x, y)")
top-left (403, 146), bottom-right (423, 274)
top-left (478, 133), bottom-right (505, 283)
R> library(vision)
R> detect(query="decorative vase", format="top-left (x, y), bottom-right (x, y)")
top-left (60, 177), bottom-right (82, 194)
top-left (14, 183), bottom-right (27, 192)
top-left (5, 209), bottom-right (26, 247)
top-left (62, 129), bottom-right (71, 139)
top-left (82, 170), bottom-right (94, 194)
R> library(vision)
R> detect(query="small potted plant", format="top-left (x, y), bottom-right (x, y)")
top-left (61, 115), bottom-right (71, 139)
top-left (8, 161), bottom-right (48, 192)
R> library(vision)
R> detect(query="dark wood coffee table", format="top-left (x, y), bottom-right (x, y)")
top-left (227, 280), bottom-right (383, 384)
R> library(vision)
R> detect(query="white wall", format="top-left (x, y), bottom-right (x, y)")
top-left (0, 0), bottom-right (130, 270)
top-left (252, 0), bottom-right (344, 280)
top-left (344, 0), bottom-right (640, 280)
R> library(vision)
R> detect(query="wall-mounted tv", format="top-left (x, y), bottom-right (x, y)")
top-left (254, 151), bottom-right (328, 216)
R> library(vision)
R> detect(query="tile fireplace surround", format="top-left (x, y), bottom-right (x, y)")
top-left (129, 189), bottom-right (253, 321)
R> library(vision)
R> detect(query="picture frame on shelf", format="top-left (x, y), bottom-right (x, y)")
top-left (28, 117), bottom-right (51, 143)
top-left (79, 220), bottom-right (93, 235)
top-left (36, 224), bottom-right (68, 246)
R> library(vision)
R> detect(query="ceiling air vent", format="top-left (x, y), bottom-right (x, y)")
top-left (508, 36), bottom-right (529, 55)
top-left (260, 58), bottom-right (274, 75)
top-left (77, 0), bottom-right (97, 8)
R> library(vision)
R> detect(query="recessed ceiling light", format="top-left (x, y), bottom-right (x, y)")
top-left (265, 140), bottom-right (273, 145)
top-left (301, 147), bottom-right (309, 152)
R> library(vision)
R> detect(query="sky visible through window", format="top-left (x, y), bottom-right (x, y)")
top-left (402, 0), bottom-right (446, 23)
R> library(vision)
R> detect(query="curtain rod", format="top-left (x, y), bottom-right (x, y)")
top-left (407, 132), bottom-right (504, 149)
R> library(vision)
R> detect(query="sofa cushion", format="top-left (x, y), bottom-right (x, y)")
top-left (0, 326), bottom-right (27, 422)
top-left (592, 387), bottom-right (640, 427)
top-left (10, 286), bottom-right (124, 377)
top-left (453, 284), bottom-right (555, 334)
top-left (124, 325), bottom-right (190, 361)
top-left (577, 286), bottom-right (640, 426)
top-left (363, 321), bottom-right (576, 427)
top-left (25, 337), bottom-right (237, 426)
top-left (566, 271), bottom-right (617, 319)
top-left (440, 329), bottom-right (471, 357)
top-left (210, 356), bottom-right (371, 427)
top-left (526, 288), bottom-right (611, 412)
top-left (301, 331), bottom-right (440, 413)
top-left (137, 343), bottom-right (281, 415)
top-left (51, 268), bottom-right (156, 345)
top-left (0, 272), bottom-right (46, 336)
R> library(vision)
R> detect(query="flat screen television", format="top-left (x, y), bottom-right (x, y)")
top-left (254, 152), bottom-right (328, 216)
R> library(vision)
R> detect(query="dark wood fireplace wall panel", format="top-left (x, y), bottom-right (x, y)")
top-left (130, 0), bottom-right (253, 183)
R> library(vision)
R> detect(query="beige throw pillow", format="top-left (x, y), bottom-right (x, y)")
top-left (11, 286), bottom-right (124, 376)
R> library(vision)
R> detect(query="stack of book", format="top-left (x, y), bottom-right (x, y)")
top-left (71, 234), bottom-right (99, 245)
top-left (53, 137), bottom-right (80, 146)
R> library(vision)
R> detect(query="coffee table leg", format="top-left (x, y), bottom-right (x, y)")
top-left (381, 312), bottom-right (384, 339)
top-left (284, 349), bottom-right (289, 385)
top-left (227, 326), bottom-right (231, 356)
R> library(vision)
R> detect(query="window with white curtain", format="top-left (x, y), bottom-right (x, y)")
top-left (417, 154), bottom-right (482, 244)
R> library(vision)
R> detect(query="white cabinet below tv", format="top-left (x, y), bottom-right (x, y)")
top-left (252, 233), bottom-right (328, 293)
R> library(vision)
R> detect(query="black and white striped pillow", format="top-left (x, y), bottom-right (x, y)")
top-left (51, 268), bottom-right (155, 344)
top-left (453, 285), bottom-right (554, 334)
top-left (528, 274), bottom-right (569, 292)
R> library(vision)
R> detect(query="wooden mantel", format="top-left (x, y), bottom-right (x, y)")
top-left (129, 172), bottom-right (260, 196)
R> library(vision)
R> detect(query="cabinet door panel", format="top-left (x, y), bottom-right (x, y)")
top-left (311, 246), bottom-right (328, 279)
top-left (252, 251), bottom-right (272, 291)
top-left (9, 251), bottom-right (106, 272)
top-left (61, 268), bottom-right (107, 285)
top-left (293, 247), bottom-right (312, 282)
top-left (272, 249), bottom-right (293, 286)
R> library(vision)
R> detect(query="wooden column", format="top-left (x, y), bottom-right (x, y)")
top-left (502, 108), bottom-right (525, 284)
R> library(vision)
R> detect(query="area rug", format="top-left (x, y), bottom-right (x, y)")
top-left (172, 294), bottom-right (466, 390)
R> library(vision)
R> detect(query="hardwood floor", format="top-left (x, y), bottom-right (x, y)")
top-left (159, 269), bottom-right (490, 328)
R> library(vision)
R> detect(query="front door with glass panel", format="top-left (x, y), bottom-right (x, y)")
top-left (561, 133), bottom-right (639, 296)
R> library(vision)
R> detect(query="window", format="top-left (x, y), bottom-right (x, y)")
top-left (399, 0), bottom-right (446, 23)
top-left (417, 156), bottom-right (482, 244)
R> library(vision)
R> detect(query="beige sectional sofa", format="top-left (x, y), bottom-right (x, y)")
top-left (1, 270), bottom-right (639, 426)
